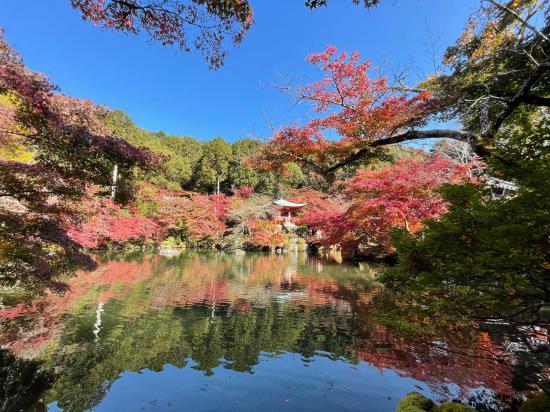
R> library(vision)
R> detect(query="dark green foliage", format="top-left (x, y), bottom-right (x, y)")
top-left (387, 111), bottom-right (550, 327)
top-left (0, 348), bottom-right (52, 412)
top-left (425, 1), bottom-right (549, 155)
top-left (387, 1), bottom-right (550, 338)
top-left (437, 403), bottom-right (474, 412)
top-left (519, 393), bottom-right (550, 412)
top-left (395, 393), bottom-right (474, 412)
top-left (228, 138), bottom-right (263, 189)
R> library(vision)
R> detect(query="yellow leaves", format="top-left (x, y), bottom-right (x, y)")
top-left (470, 23), bottom-right (515, 63)
top-left (0, 92), bottom-right (34, 163)
top-left (0, 240), bottom-right (12, 262)
top-left (542, 262), bottom-right (550, 270)
top-left (0, 138), bottom-right (33, 163)
top-left (0, 91), bottom-right (21, 109)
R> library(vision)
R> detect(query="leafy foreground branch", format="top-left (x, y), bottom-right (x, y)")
top-left (0, 31), bottom-right (159, 292)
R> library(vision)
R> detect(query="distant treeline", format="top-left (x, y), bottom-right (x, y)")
top-left (103, 110), bottom-right (304, 195)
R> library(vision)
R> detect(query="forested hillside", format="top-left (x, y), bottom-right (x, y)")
top-left (102, 110), bottom-right (299, 195)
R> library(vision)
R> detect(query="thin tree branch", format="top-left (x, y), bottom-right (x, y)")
top-left (521, 94), bottom-right (550, 106)
top-left (483, 60), bottom-right (550, 140)
top-left (320, 129), bottom-right (475, 175)
top-left (487, 0), bottom-right (549, 43)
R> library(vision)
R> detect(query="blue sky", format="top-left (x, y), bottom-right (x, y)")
top-left (2, 0), bottom-right (477, 142)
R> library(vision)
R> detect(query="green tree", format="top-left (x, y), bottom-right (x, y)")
top-left (388, 109), bottom-right (550, 328)
top-left (228, 139), bottom-right (263, 189)
top-left (192, 137), bottom-right (232, 194)
top-left (104, 110), bottom-right (203, 190)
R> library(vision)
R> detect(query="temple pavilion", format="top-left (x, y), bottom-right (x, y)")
top-left (273, 198), bottom-right (306, 224)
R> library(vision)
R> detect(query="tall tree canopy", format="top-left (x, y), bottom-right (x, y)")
top-left (192, 137), bottom-right (232, 193)
top-left (257, 46), bottom-right (465, 182)
top-left (384, 0), bottom-right (550, 343)
top-left (0, 32), bottom-right (157, 291)
top-left (427, 0), bottom-right (550, 157)
top-left (259, 0), bottom-right (549, 181)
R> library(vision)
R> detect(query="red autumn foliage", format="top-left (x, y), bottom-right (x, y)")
top-left (0, 33), bottom-right (159, 288)
top-left (71, 0), bottom-right (254, 69)
top-left (232, 185), bottom-right (254, 199)
top-left (303, 155), bottom-right (476, 255)
top-left (259, 46), bottom-right (433, 176)
top-left (67, 194), bottom-right (161, 248)
top-left (246, 219), bottom-right (285, 249)
top-left (180, 193), bottom-right (228, 245)
top-left (289, 188), bottom-right (347, 227)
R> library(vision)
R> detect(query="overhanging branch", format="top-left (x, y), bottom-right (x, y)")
top-left (483, 61), bottom-right (550, 140)
top-left (373, 129), bottom-right (475, 147)
top-left (519, 94), bottom-right (550, 107)
top-left (321, 129), bottom-right (475, 175)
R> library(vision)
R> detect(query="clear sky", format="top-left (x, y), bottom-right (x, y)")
top-left (2, 1), bottom-right (478, 142)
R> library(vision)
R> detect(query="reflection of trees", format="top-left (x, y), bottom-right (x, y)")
top-left (44, 301), bottom-right (361, 411)
top-left (0, 348), bottom-right (52, 412)
top-left (0, 252), bottom-right (518, 410)
top-left (356, 334), bottom-right (514, 401)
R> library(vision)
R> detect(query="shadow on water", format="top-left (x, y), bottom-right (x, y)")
top-left (0, 251), bottom-right (543, 411)
top-left (0, 348), bottom-right (52, 412)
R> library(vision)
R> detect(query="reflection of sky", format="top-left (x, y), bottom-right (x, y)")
top-left (48, 353), bottom-right (451, 412)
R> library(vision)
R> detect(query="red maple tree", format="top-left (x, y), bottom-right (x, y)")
top-left (258, 47), bottom-right (472, 181)
top-left (67, 193), bottom-right (161, 248)
top-left (71, 0), bottom-right (254, 69)
top-left (303, 155), bottom-right (476, 255)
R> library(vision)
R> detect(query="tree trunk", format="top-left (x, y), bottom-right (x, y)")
top-left (110, 164), bottom-right (118, 201)
top-left (404, 217), bottom-right (411, 233)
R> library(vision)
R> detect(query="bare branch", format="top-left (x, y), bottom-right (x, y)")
top-left (487, 0), bottom-right (549, 43)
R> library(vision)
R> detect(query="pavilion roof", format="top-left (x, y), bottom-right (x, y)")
top-left (273, 198), bottom-right (307, 208)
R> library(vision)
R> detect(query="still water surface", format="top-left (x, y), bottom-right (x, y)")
top-left (0, 252), bottom-right (523, 411)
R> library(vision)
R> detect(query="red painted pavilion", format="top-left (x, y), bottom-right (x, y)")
top-left (273, 198), bottom-right (306, 223)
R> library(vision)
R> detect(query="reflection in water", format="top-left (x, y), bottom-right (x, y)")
top-left (0, 252), bottom-right (522, 411)
top-left (0, 348), bottom-right (52, 411)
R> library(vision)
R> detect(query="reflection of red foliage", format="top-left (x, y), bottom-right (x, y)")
top-left (0, 253), bottom-right (516, 402)
top-left (232, 298), bottom-right (253, 313)
top-left (0, 257), bottom-right (156, 353)
top-left (356, 332), bottom-right (514, 400)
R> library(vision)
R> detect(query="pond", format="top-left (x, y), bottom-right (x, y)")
top-left (0, 252), bottom-right (538, 411)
